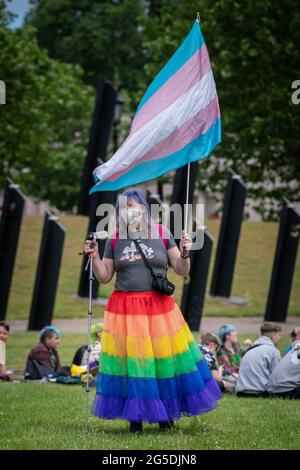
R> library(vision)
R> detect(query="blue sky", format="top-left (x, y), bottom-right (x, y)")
top-left (6, 0), bottom-right (31, 28)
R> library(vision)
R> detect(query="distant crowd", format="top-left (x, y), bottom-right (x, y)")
top-left (198, 322), bottom-right (300, 399)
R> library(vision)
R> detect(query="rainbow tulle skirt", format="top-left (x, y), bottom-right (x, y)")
top-left (92, 291), bottom-right (222, 423)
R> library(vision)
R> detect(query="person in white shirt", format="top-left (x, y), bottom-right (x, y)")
top-left (0, 321), bottom-right (10, 380)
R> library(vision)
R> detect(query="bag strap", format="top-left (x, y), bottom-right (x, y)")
top-left (112, 230), bottom-right (119, 251)
top-left (131, 237), bottom-right (157, 279)
top-left (157, 223), bottom-right (167, 248)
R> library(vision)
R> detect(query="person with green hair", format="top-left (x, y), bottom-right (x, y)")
top-left (91, 322), bottom-right (103, 345)
top-left (89, 322), bottom-right (103, 368)
top-left (71, 322), bottom-right (103, 377)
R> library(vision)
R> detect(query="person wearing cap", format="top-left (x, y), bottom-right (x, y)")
top-left (216, 324), bottom-right (243, 380)
top-left (24, 326), bottom-right (62, 380)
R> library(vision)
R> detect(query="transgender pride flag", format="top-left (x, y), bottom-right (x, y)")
top-left (90, 20), bottom-right (221, 194)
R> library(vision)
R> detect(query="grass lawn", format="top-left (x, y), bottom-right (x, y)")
top-left (1, 332), bottom-right (299, 450)
top-left (6, 215), bottom-right (300, 320)
top-left (1, 384), bottom-right (299, 450)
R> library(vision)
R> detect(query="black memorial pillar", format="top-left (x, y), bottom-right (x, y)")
top-left (210, 171), bottom-right (246, 304)
top-left (264, 200), bottom-right (300, 322)
top-left (0, 178), bottom-right (25, 320)
top-left (28, 210), bottom-right (65, 330)
top-left (181, 226), bottom-right (213, 332)
top-left (77, 77), bottom-right (120, 298)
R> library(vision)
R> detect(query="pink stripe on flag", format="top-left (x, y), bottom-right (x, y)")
top-left (107, 95), bottom-right (220, 182)
top-left (130, 44), bottom-right (211, 135)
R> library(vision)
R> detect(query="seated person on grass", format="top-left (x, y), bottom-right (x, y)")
top-left (284, 327), bottom-right (300, 356)
top-left (71, 322), bottom-right (103, 377)
top-left (236, 322), bottom-right (282, 397)
top-left (24, 326), bottom-right (67, 380)
top-left (198, 333), bottom-right (224, 391)
top-left (216, 324), bottom-right (245, 389)
top-left (0, 321), bottom-right (10, 381)
top-left (267, 332), bottom-right (300, 399)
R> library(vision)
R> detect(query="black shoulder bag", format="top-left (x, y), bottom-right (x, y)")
top-left (132, 237), bottom-right (175, 296)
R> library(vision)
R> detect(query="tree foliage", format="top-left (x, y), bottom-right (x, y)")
top-left (1, 0), bottom-right (299, 217)
top-left (26, 0), bottom-right (145, 107)
top-left (0, 5), bottom-right (94, 210)
top-left (139, 0), bottom-right (300, 219)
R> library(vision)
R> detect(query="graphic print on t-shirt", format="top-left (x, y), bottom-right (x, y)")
top-left (120, 241), bottom-right (154, 263)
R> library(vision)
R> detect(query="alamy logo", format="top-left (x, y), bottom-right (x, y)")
top-left (0, 80), bottom-right (6, 104)
top-left (94, 197), bottom-right (206, 250)
top-left (291, 80), bottom-right (300, 105)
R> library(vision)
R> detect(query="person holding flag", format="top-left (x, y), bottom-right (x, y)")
top-left (84, 15), bottom-right (222, 432)
top-left (84, 188), bottom-right (222, 433)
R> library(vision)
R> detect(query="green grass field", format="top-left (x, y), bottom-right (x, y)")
top-left (1, 332), bottom-right (299, 450)
top-left (6, 215), bottom-right (300, 320)
top-left (1, 384), bottom-right (299, 450)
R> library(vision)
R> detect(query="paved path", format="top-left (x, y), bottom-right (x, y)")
top-left (8, 317), bottom-right (300, 335)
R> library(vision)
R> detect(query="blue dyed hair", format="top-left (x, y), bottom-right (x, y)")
top-left (39, 326), bottom-right (61, 342)
top-left (115, 188), bottom-right (152, 233)
top-left (218, 324), bottom-right (237, 344)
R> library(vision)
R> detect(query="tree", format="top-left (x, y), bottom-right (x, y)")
top-left (25, 0), bottom-right (146, 109)
top-left (2, 1), bottom-right (299, 218)
top-left (0, 9), bottom-right (94, 210)
top-left (140, 0), bottom-right (300, 219)
top-left (0, 0), bottom-right (13, 24)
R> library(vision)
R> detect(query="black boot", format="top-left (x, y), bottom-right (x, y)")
top-left (159, 420), bottom-right (174, 431)
top-left (129, 421), bottom-right (143, 433)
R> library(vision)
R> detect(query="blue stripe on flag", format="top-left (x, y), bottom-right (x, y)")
top-left (89, 117), bottom-right (221, 194)
top-left (136, 21), bottom-right (205, 114)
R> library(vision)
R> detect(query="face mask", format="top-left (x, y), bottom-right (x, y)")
top-left (127, 206), bottom-right (142, 225)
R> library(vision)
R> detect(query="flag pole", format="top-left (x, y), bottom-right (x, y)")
top-left (184, 12), bottom-right (201, 234)
top-left (184, 162), bottom-right (190, 234)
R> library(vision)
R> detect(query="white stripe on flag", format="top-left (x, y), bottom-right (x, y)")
top-left (93, 69), bottom-right (216, 182)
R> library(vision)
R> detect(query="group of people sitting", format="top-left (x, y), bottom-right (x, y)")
top-left (0, 321), bottom-right (103, 383)
top-left (1, 320), bottom-right (300, 399)
top-left (198, 322), bottom-right (300, 399)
